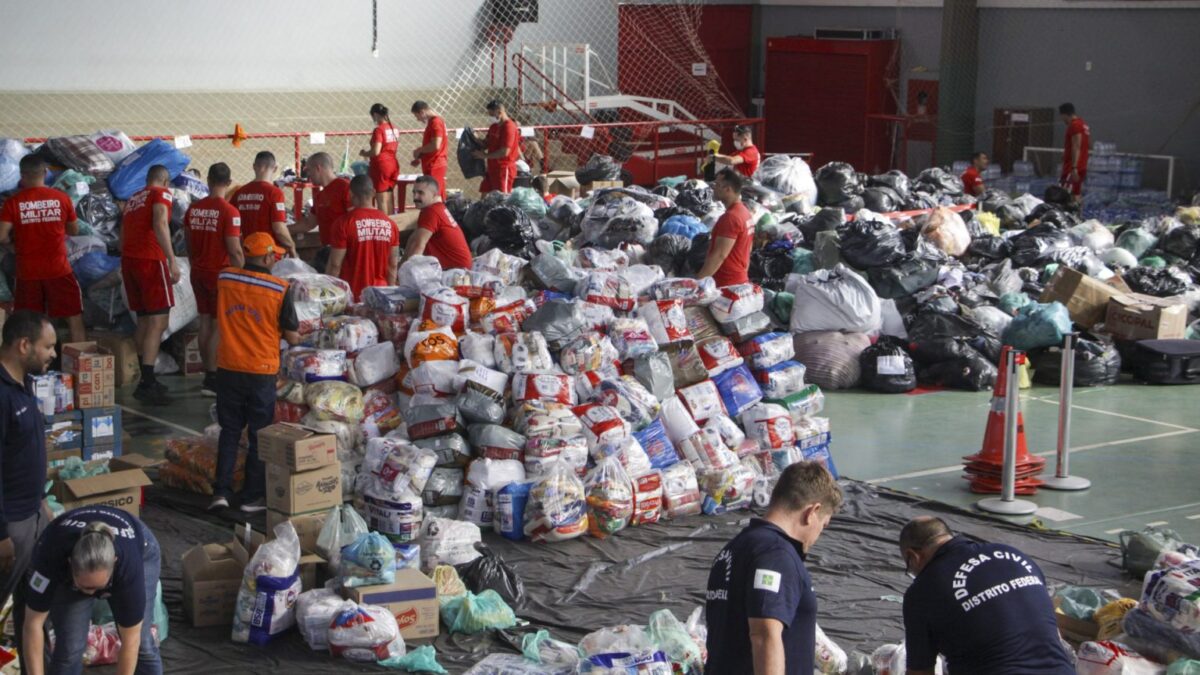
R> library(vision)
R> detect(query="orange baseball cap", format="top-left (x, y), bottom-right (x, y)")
top-left (243, 232), bottom-right (277, 258)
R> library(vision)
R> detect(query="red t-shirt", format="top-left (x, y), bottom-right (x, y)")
top-left (486, 119), bottom-right (520, 170)
top-left (330, 206), bottom-right (398, 300)
top-left (313, 177), bottom-right (353, 247)
top-left (0, 186), bottom-right (76, 280)
top-left (417, 202), bottom-right (472, 270)
top-left (121, 185), bottom-right (174, 261)
top-left (1063, 116), bottom-right (1090, 173)
top-left (733, 145), bottom-right (760, 178)
top-left (961, 167), bottom-right (984, 195)
top-left (421, 116), bottom-right (449, 173)
top-left (232, 180), bottom-right (286, 243)
top-left (372, 122), bottom-right (400, 168)
top-left (185, 195), bottom-right (242, 272)
top-left (708, 201), bottom-right (754, 288)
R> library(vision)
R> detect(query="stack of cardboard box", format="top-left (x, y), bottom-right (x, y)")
top-left (259, 423), bottom-right (342, 537)
top-left (61, 342), bottom-right (115, 408)
top-left (1040, 267), bottom-right (1189, 342)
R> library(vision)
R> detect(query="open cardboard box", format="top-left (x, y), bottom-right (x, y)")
top-left (48, 461), bottom-right (151, 517)
top-left (181, 541), bottom-right (245, 627)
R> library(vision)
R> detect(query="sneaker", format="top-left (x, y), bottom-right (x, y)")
top-left (132, 383), bottom-right (171, 406)
top-left (201, 374), bottom-right (218, 398)
top-left (208, 495), bottom-right (229, 511)
top-left (239, 498), bottom-right (267, 514)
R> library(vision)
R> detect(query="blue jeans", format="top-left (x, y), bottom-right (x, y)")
top-left (213, 369), bottom-right (273, 501)
top-left (47, 521), bottom-right (161, 675)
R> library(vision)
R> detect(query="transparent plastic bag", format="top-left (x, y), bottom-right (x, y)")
top-left (320, 316), bottom-right (380, 352)
top-left (522, 629), bottom-right (582, 667)
top-left (378, 644), bottom-right (448, 673)
top-left (397, 256), bottom-right (443, 296)
top-left (296, 588), bottom-right (343, 650)
top-left (648, 609), bottom-right (704, 673)
top-left (577, 271), bottom-right (636, 312)
top-left (340, 532), bottom-right (397, 588)
top-left (524, 460), bottom-right (589, 543)
top-left (317, 504), bottom-right (369, 569)
top-left (421, 517), bottom-right (483, 572)
top-left (305, 380), bottom-right (365, 422)
top-left (232, 522), bottom-right (302, 645)
top-left (494, 332), bottom-right (554, 374)
top-left (662, 461), bottom-right (702, 518)
top-left (585, 457), bottom-right (634, 538)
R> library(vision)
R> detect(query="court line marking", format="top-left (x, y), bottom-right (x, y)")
top-left (1105, 528), bottom-right (1126, 535)
top-left (1072, 502), bottom-right (1200, 528)
top-left (1187, 514), bottom-right (1200, 521)
top-left (1146, 520), bottom-right (1170, 527)
top-left (866, 428), bottom-right (1197, 484)
top-left (119, 405), bottom-right (203, 437)
top-left (1027, 396), bottom-right (1199, 432)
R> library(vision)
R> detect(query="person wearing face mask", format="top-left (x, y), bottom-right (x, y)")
top-left (705, 462), bottom-right (843, 675)
top-left (409, 101), bottom-right (448, 199)
top-left (472, 100), bottom-right (519, 194)
top-left (714, 124), bottom-right (761, 179)
top-left (899, 517), bottom-right (1074, 675)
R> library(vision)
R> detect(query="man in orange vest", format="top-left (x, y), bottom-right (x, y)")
top-left (209, 232), bottom-right (301, 512)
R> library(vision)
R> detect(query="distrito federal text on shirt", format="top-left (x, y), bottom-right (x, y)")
top-left (952, 549), bottom-right (1043, 613)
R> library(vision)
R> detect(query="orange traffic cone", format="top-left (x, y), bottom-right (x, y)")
top-left (963, 346), bottom-right (1045, 493)
top-left (232, 123), bottom-right (248, 148)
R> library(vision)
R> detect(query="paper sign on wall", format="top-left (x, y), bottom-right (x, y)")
top-left (520, 126), bottom-right (535, 138)
top-left (309, 132), bottom-right (326, 145)
top-left (580, 126), bottom-right (595, 140)
top-left (174, 135), bottom-right (192, 149)
top-left (691, 63), bottom-right (708, 77)
top-left (1010, 112), bottom-right (1030, 123)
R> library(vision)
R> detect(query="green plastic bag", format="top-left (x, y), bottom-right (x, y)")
top-left (1054, 586), bottom-right (1103, 620)
top-left (658, 175), bottom-right (687, 188)
top-left (506, 187), bottom-right (548, 219)
top-left (378, 645), bottom-right (448, 673)
top-left (1140, 255), bottom-right (1167, 269)
top-left (791, 249), bottom-right (815, 275)
top-left (1116, 228), bottom-right (1158, 258)
top-left (52, 169), bottom-right (96, 205)
top-left (1120, 526), bottom-right (1185, 577)
top-left (60, 456), bottom-right (110, 480)
top-left (648, 609), bottom-right (703, 671)
top-left (768, 291), bottom-right (794, 326)
top-left (1039, 263), bottom-right (1060, 284)
top-left (1169, 659), bottom-right (1200, 675)
top-left (45, 482), bottom-right (64, 518)
top-left (521, 629), bottom-right (581, 666)
top-left (998, 292), bottom-right (1032, 315)
top-left (439, 590), bottom-right (516, 635)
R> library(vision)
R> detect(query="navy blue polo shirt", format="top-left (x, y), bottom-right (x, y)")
top-left (903, 536), bottom-right (1075, 674)
top-left (0, 365), bottom-right (47, 540)
top-left (705, 518), bottom-right (816, 675)
top-left (26, 506), bottom-right (148, 628)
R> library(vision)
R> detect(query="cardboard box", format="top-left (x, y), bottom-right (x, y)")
top-left (82, 407), bottom-right (121, 446)
top-left (61, 342), bottom-right (115, 374)
top-left (1105, 293), bottom-right (1189, 342)
top-left (61, 342), bottom-right (115, 408)
top-left (265, 509), bottom-right (329, 554)
top-left (181, 542), bottom-right (245, 627)
top-left (82, 441), bottom-right (121, 462)
top-left (91, 332), bottom-right (139, 387)
top-left (110, 453), bottom-right (166, 472)
top-left (49, 463), bottom-right (151, 516)
top-left (266, 463), bottom-right (342, 514)
top-left (546, 171), bottom-right (580, 198)
top-left (1053, 596), bottom-right (1100, 642)
top-left (45, 411), bottom-right (83, 451)
top-left (181, 332), bottom-right (203, 376)
top-left (584, 180), bottom-right (622, 195)
top-left (31, 373), bottom-right (74, 416)
top-left (258, 424), bottom-right (338, 472)
top-left (1039, 267), bottom-right (1131, 329)
top-left (345, 569), bottom-right (439, 641)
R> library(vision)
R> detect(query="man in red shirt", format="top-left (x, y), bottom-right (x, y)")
top-left (961, 152), bottom-right (988, 197)
top-left (473, 100), bottom-right (520, 194)
top-left (231, 151), bottom-right (298, 258)
top-left (404, 175), bottom-right (472, 270)
top-left (184, 162), bottom-right (244, 397)
top-left (0, 155), bottom-right (85, 343)
top-left (698, 168), bottom-right (754, 288)
top-left (714, 124), bottom-right (761, 179)
top-left (1059, 102), bottom-right (1090, 199)
top-left (410, 101), bottom-right (449, 199)
top-left (327, 175), bottom-right (400, 301)
top-left (121, 165), bottom-right (181, 405)
top-left (294, 152), bottom-right (352, 272)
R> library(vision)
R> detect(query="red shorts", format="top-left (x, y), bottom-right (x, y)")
top-left (479, 163), bottom-right (515, 194)
top-left (122, 257), bottom-right (175, 315)
top-left (191, 267), bottom-right (220, 315)
top-left (422, 162), bottom-right (447, 199)
top-left (1060, 168), bottom-right (1087, 196)
top-left (369, 158), bottom-right (400, 193)
top-left (14, 274), bottom-right (82, 318)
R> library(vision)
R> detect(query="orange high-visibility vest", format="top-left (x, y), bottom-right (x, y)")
top-left (216, 267), bottom-right (288, 374)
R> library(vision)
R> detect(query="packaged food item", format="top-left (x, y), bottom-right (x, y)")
top-left (286, 348), bottom-right (347, 383)
top-left (658, 397), bottom-right (701, 444)
top-left (638, 299), bottom-right (692, 346)
top-left (650, 277), bottom-right (718, 306)
top-left (524, 435), bottom-right (590, 478)
top-left (378, 443), bottom-right (438, 495)
top-left (414, 433), bottom-right (471, 467)
top-left (595, 377), bottom-right (660, 430)
top-left (700, 463), bottom-right (757, 514)
top-left (363, 485), bottom-right (423, 543)
top-left (410, 360), bottom-right (461, 400)
top-left (466, 458), bottom-right (527, 491)
top-left (296, 589), bottom-right (343, 650)
top-left (697, 336), bottom-right (744, 377)
top-left (348, 342), bottom-right (399, 388)
top-left (560, 334), bottom-right (620, 376)
top-left (524, 460), bottom-right (589, 543)
top-left (584, 457), bottom-right (634, 538)
top-left (513, 372), bottom-right (576, 406)
top-left (577, 271), bottom-right (635, 311)
top-left (769, 384), bottom-right (826, 420)
top-left (708, 283), bottom-right (763, 323)
top-left (676, 380), bottom-right (725, 423)
top-left (738, 332), bottom-right (794, 370)
top-left (469, 424), bottom-right (528, 461)
top-left (712, 364), bottom-right (764, 418)
top-left (755, 360), bottom-right (807, 399)
top-left (305, 380), bottom-right (366, 422)
top-left (374, 313), bottom-right (413, 346)
top-left (740, 403), bottom-right (795, 450)
top-left (479, 299), bottom-right (537, 335)
top-left (629, 351), bottom-right (674, 402)
top-left (494, 332), bottom-right (554, 374)
top-left (420, 517), bottom-right (482, 571)
top-left (662, 462), bottom-right (702, 518)
top-left (575, 404), bottom-right (632, 450)
top-left (443, 269), bottom-right (503, 299)
top-left (630, 471), bottom-right (664, 526)
top-left (396, 256), bottom-right (442, 296)
top-left (704, 414), bottom-right (746, 450)
top-left (719, 311), bottom-right (772, 343)
top-left (459, 331), bottom-right (497, 368)
top-left (288, 274), bottom-right (353, 333)
top-left (609, 317), bottom-right (659, 360)
top-left (633, 418), bottom-right (680, 470)
top-left (403, 324), bottom-right (458, 369)
top-left (457, 386), bottom-right (507, 426)
top-left (328, 601), bottom-right (405, 662)
top-left (419, 286), bottom-right (468, 333)
top-left (473, 249), bottom-right (528, 285)
top-left (316, 504), bottom-right (369, 569)
top-left (232, 522), bottom-right (302, 645)
top-left (455, 361), bottom-right (508, 398)
top-left (663, 342), bottom-right (709, 389)
top-left (404, 403), bottom-right (465, 440)
top-left (495, 481), bottom-right (533, 541)
top-left (677, 429), bottom-right (735, 471)
top-left (575, 300), bottom-right (616, 333)
top-left (683, 306), bottom-right (721, 342)
top-left (320, 316), bottom-right (380, 353)
top-left (459, 485), bottom-right (495, 527)
top-left (422, 467), bottom-right (465, 506)
top-left (362, 286), bottom-right (408, 315)
top-left (578, 247), bottom-right (629, 271)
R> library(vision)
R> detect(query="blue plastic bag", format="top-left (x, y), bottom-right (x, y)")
top-left (171, 172), bottom-right (209, 200)
top-left (378, 645), bottom-right (448, 673)
top-left (1002, 301), bottom-right (1072, 350)
top-left (495, 481), bottom-right (531, 541)
top-left (72, 251), bottom-right (121, 288)
top-left (340, 532), bottom-right (396, 588)
top-left (712, 364), bottom-right (763, 418)
top-left (106, 139), bottom-right (190, 200)
top-left (633, 418), bottom-right (678, 470)
top-left (659, 214), bottom-right (705, 240)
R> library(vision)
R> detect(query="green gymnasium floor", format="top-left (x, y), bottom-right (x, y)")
top-left (117, 375), bottom-right (1200, 544)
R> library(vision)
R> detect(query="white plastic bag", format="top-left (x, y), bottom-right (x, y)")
top-left (397, 256), bottom-right (442, 296)
top-left (232, 522), bottom-right (302, 645)
top-left (709, 283), bottom-right (764, 323)
top-left (348, 342), bottom-right (398, 387)
top-left (296, 588), bottom-right (344, 651)
top-left (316, 504), bottom-right (369, 569)
top-left (328, 601), bottom-right (405, 662)
top-left (638, 299), bottom-right (692, 346)
top-left (788, 264), bottom-right (882, 334)
top-left (420, 517), bottom-right (483, 571)
top-left (814, 624), bottom-right (848, 675)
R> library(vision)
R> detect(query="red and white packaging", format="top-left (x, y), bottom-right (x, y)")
top-left (630, 471), bottom-right (663, 525)
top-left (676, 380), bottom-right (726, 423)
top-left (410, 361), bottom-right (460, 400)
top-left (578, 271), bottom-right (635, 312)
top-left (662, 462), bottom-right (702, 518)
top-left (658, 397), bottom-right (701, 444)
top-left (696, 337), bottom-right (744, 377)
top-left (740, 402), bottom-right (795, 450)
top-left (443, 269), bottom-right (502, 299)
top-left (708, 283), bottom-right (763, 323)
top-left (574, 403), bottom-right (631, 449)
top-left (637, 299), bottom-right (692, 346)
top-left (677, 428), bottom-right (734, 470)
top-left (419, 287), bottom-right (468, 333)
top-left (704, 414), bottom-right (746, 449)
top-left (479, 299), bottom-right (536, 335)
top-left (512, 372), bottom-right (576, 405)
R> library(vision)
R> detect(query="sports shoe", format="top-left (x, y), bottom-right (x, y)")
top-left (201, 374), bottom-right (218, 398)
top-left (239, 498), bottom-right (267, 514)
top-left (132, 383), bottom-right (171, 406)
top-left (208, 495), bottom-right (229, 511)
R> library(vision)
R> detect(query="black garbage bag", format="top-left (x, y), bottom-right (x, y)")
top-left (797, 208), bottom-right (845, 244)
top-left (867, 255), bottom-right (940, 299)
top-left (1158, 224), bottom-right (1200, 260)
top-left (868, 170), bottom-right (911, 201)
top-left (1042, 184), bottom-right (1076, 210)
top-left (575, 154), bottom-right (622, 185)
top-left (985, 259), bottom-right (1024, 297)
top-left (860, 336), bottom-right (917, 393)
top-left (1009, 223), bottom-right (1072, 267)
top-left (978, 189), bottom-right (1011, 213)
top-left (903, 191), bottom-right (940, 212)
top-left (675, 180), bottom-right (714, 217)
top-left (749, 241), bottom-right (796, 291)
top-left (446, 192), bottom-right (472, 226)
top-left (1027, 204), bottom-right (1079, 229)
top-left (686, 233), bottom-right (711, 275)
top-left (908, 308), bottom-right (997, 344)
top-left (483, 205), bottom-right (538, 257)
top-left (742, 183), bottom-right (783, 212)
top-left (457, 126), bottom-right (487, 179)
top-left (1032, 338), bottom-right (1122, 387)
top-left (968, 235), bottom-right (1011, 260)
top-left (456, 543), bottom-right (525, 606)
top-left (838, 217), bottom-right (907, 269)
top-left (815, 162), bottom-right (864, 206)
top-left (653, 205), bottom-right (691, 224)
top-left (644, 234), bottom-right (694, 276)
top-left (464, 190), bottom-right (506, 240)
top-left (76, 193), bottom-right (120, 242)
top-left (913, 167), bottom-right (963, 197)
top-left (862, 186), bottom-right (901, 213)
top-left (652, 184), bottom-right (679, 201)
top-left (1124, 266), bottom-right (1193, 297)
top-left (918, 351), bottom-right (998, 391)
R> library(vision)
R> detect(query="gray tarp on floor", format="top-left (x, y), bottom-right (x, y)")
top-left (128, 480), bottom-right (1135, 674)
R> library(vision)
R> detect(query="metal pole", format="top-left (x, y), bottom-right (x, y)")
top-left (1043, 333), bottom-right (1091, 491)
top-left (978, 349), bottom-right (1039, 515)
